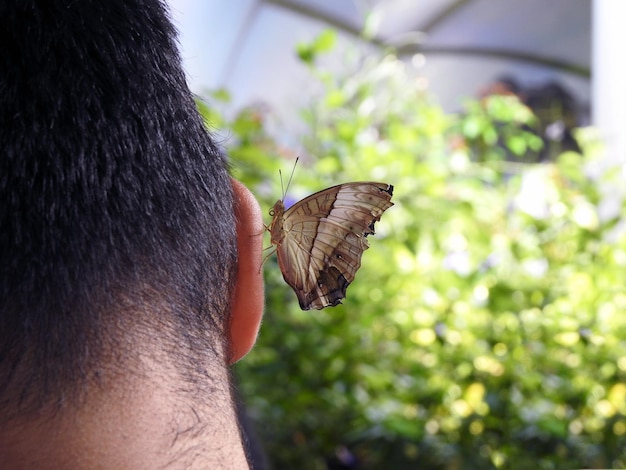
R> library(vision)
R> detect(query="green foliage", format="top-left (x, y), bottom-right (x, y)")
top-left (456, 95), bottom-right (544, 162)
top-left (197, 32), bottom-right (626, 470)
top-left (297, 29), bottom-right (337, 65)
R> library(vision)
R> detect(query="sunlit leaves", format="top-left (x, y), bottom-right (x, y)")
top-left (297, 29), bottom-right (337, 65)
top-left (196, 30), bottom-right (626, 470)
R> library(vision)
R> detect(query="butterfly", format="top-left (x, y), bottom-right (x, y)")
top-left (267, 181), bottom-right (394, 310)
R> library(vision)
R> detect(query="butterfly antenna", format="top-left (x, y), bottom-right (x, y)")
top-left (282, 156), bottom-right (299, 201)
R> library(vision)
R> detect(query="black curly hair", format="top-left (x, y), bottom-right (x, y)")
top-left (0, 0), bottom-right (237, 417)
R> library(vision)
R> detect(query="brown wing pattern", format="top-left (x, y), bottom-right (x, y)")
top-left (274, 182), bottom-right (393, 310)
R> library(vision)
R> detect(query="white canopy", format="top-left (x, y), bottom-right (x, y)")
top-left (169, 0), bottom-right (625, 164)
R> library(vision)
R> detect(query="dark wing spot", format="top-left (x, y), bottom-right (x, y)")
top-left (380, 184), bottom-right (394, 196)
top-left (302, 266), bottom-right (350, 309)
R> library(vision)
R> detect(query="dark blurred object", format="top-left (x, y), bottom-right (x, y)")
top-left (478, 74), bottom-right (521, 98)
top-left (522, 80), bottom-right (582, 161)
top-left (236, 389), bottom-right (269, 470)
top-left (326, 445), bottom-right (359, 469)
top-left (480, 75), bottom-right (582, 162)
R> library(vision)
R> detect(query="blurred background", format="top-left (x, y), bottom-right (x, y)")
top-left (167, 1), bottom-right (626, 468)
top-left (169, 0), bottom-right (590, 120)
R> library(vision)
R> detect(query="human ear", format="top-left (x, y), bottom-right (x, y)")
top-left (229, 179), bottom-right (265, 363)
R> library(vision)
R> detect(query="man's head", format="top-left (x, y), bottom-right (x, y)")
top-left (0, 0), bottom-right (263, 466)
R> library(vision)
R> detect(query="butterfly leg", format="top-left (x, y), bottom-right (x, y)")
top-left (258, 247), bottom-right (277, 273)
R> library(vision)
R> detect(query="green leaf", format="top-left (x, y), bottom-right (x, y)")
top-left (197, 27), bottom-right (626, 469)
top-left (296, 30), bottom-right (336, 64)
top-left (312, 29), bottom-right (336, 53)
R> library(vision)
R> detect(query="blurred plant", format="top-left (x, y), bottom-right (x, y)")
top-left (197, 30), bottom-right (626, 470)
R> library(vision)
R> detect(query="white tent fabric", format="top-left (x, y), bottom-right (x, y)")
top-left (168, 0), bottom-right (624, 164)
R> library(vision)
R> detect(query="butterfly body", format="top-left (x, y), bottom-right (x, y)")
top-left (268, 182), bottom-right (393, 310)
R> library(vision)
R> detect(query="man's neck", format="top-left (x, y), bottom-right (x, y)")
top-left (0, 361), bottom-right (250, 469)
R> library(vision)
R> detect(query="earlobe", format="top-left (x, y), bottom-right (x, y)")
top-left (229, 179), bottom-right (265, 363)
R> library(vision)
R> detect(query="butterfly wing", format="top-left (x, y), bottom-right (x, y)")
top-left (274, 182), bottom-right (393, 310)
